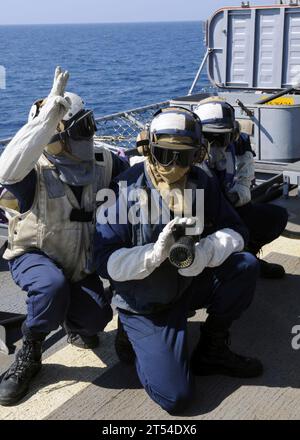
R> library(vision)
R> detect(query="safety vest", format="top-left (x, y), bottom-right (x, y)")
top-left (3, 149), bottom-right (112, 282)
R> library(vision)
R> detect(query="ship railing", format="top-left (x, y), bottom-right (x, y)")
top-left (0, 100), bottom-right (170, 149)
top-left (0, 98), bottom-right (294, 209)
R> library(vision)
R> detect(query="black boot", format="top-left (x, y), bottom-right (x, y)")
top-left (67, 332), bottom-right (99, 349)
top-left (190, 319), bottom-right (263, 378)
top-left (64, 323), bottom-right (100, 349)
top-left (258, 258), bottom-right (285, 279)
top-left (247, 243), bottom-right (285, 279)
top-left (115, 318), bottom-right (135, 365)
top-left (0, 338), bottom-right (43, 406)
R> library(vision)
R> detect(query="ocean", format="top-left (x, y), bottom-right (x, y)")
top-left (0, 21), bottom-right (211, 141)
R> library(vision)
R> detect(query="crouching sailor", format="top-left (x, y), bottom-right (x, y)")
top-left (195, 97), bottom-right (288, 279)
top-left (94, 107), bottom-right (263, 414)
top-left (0, 67), bottom-right (128, 406)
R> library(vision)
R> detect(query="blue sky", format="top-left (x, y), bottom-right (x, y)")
top-left (0, 0), bottom-right (275, 25)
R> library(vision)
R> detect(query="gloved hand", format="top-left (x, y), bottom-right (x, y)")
top-left (38, 66), bottom-right (71, 125)
top-left (228, 150), bottom-right (254, 207)
top-left (179, 228), bottom-right (244, 277)
top-left (0, 67), bottom-right (71, 185)
top-left (149, 217), bottom-right (195, 268)
top-left (49, 66), bottom-right (69, 98)
top-left (227, 182), bottom-right (251, 207)
top-left (178, 238), bottom-right (213, 278)
top-left (107, 217), bottom-right (194, 282)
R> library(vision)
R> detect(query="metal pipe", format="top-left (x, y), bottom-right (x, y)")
top-left (254, 86), bottom-right (297, 105)
top-left (94, 101), bottom-right (170, 123)
top-left (236, 99), bottom-right (254, 117)
top-left (188, 48), bottom-right (212, 96)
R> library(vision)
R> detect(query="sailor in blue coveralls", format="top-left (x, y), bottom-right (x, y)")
top-left (94, 106), bottom-right (263, 414)
top-left (0, 67), bottom-right (128, 406)
top-left (195, 97), bottom-right (288, 279)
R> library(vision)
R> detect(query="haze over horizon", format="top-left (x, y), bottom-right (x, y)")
top-left (0, 0), bottom-right (276, 25)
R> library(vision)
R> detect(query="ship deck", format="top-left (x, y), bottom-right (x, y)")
top-left (1, 195), bottom-right (300, 420)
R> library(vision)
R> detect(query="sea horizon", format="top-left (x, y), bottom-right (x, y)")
top-left (0, 20), bottom-right (204, 27)
top-left (0, 21), bottom-right (209, 140)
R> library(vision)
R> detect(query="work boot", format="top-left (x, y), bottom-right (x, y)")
top-left (258, 258), bottom-right (285, 279)
top-left (0, 338), bottom-right (43, 406)
top-left (247, 244), bottom-right (285, 279)
top-left (66, 332), bottom-right (99, 349)
top-left (64, 323), bottom-right (100, 349)
top-left (191, 323), bottom-right (263, 378)
top-left (115, 317), bottom-right (135, 365)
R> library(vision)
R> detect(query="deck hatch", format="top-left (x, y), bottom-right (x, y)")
top-left (207, 5), bottom-right (300, 90)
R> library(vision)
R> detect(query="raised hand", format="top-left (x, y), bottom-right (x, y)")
top-left (49, 66), bottom-right (69, 98)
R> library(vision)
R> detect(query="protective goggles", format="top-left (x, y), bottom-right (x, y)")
top-left (204, 132), bottom-right (232, 146)
top-left (63, 110), bottom-right (98, 141)
top-left (150, 145), bottom-right (199, 167)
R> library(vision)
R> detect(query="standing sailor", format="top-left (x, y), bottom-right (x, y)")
top-left (194, 97), bottom-right (288, 279)
top-left (94, 107), bottom-right (263, 414)
top-left (0, 67), bottom-right (127, 406)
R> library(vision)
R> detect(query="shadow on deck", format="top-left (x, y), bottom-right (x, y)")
top-left (48, 251), bottom-right (300, 420)
top-left (1, 251), bottom-right (300, 420)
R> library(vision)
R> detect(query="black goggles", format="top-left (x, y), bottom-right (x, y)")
top-left (151, 145), bottom-right (199, 167)
top-left (204, 132), bottom-right (232, 146)
top-left (64, 110), bottom-right (98, 140)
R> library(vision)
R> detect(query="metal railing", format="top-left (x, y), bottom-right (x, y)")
top-left (188, 48), bottom-right (213, 96)
top-left (94, 101), bottom-right (169, 150)
top-left (0, 100), bottom-right (170, 149)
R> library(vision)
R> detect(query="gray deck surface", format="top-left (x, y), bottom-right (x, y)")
top-left (1, 250), bottom-right (300, 420)
top-left (272, 188), bottom-right (300, 238)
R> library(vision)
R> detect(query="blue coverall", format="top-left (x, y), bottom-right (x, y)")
top-left (94, 162), bottom-right (259, 413)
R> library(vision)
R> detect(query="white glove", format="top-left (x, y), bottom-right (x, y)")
top-left (179, 228), bottom-right (244, 277)
top-left (227, 151), bottom-right (254, 207)
top-left (49, 66), bottom-right (69, 98)
top-left (178, 238), bottom-right (213, 278)
top-left (0, 67), bottom-right (70, 185)
top-left (235, 151), bottom-right (255, 186)
top-left (227, 182), bottom-right (251, 207)
top-left (107, 217), bottom-right (193, 282)
top-left (38, 65), bottom-right (70, 126)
